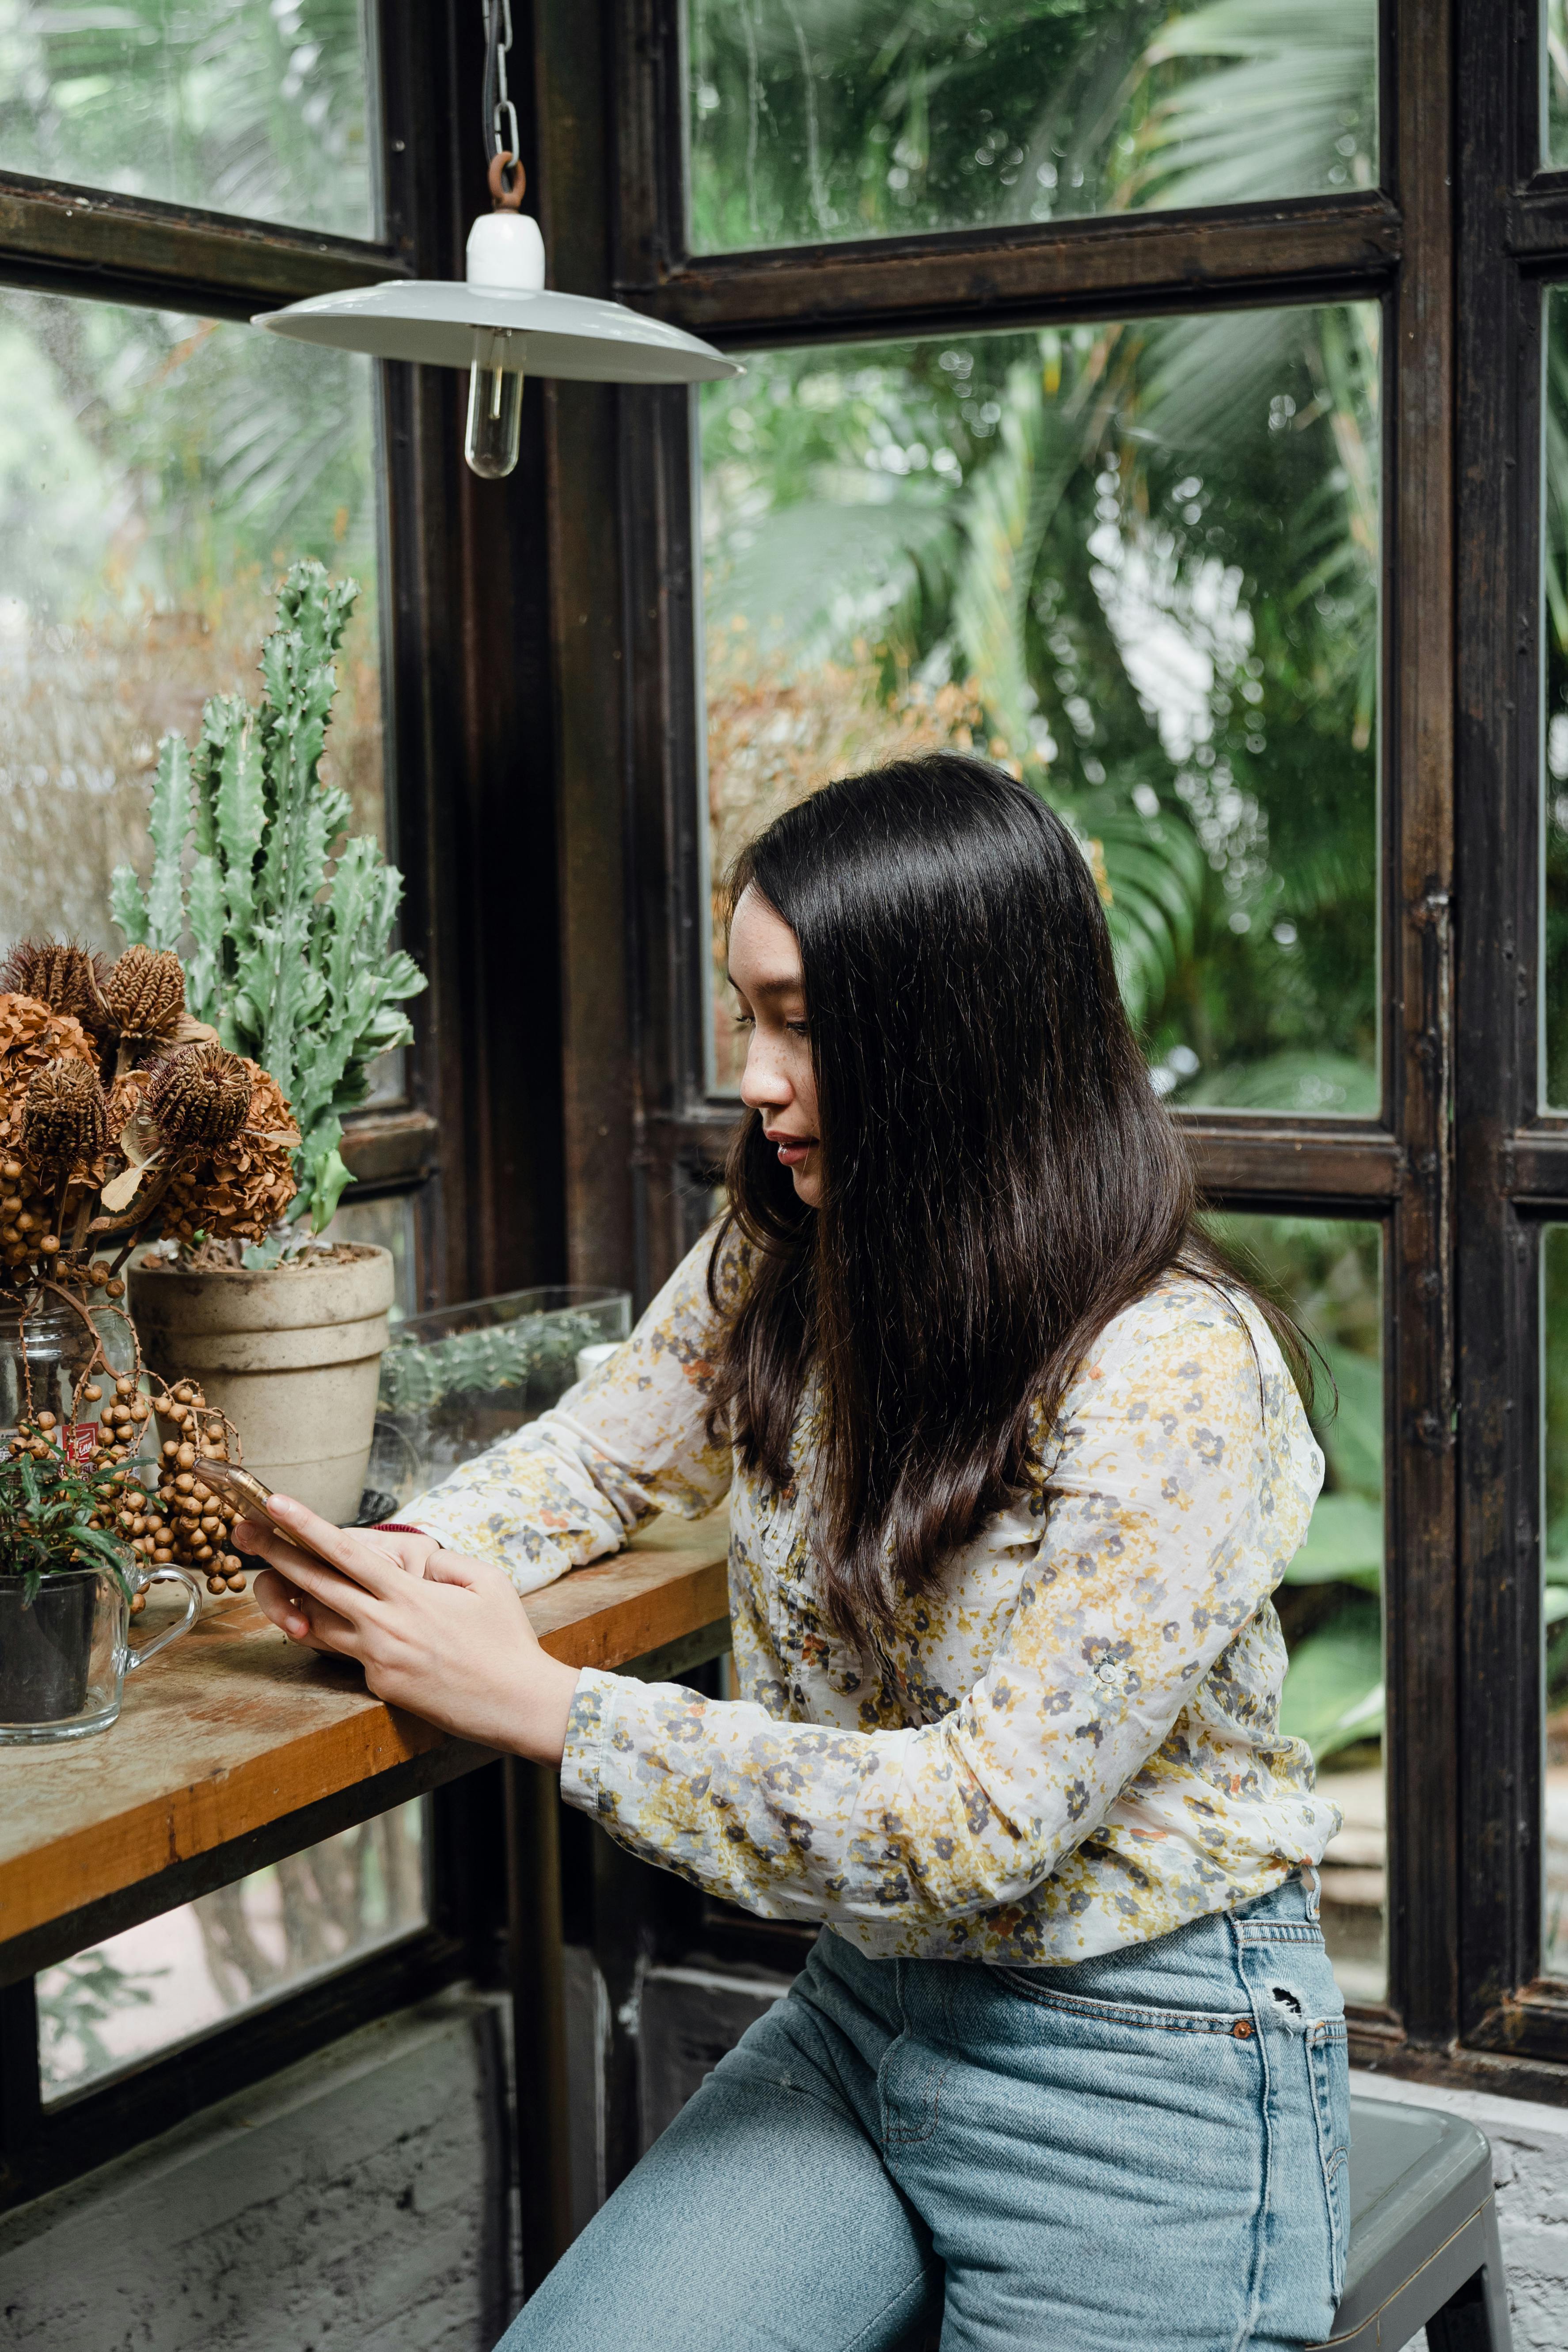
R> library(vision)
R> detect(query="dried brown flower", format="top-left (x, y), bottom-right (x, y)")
top-left (21, 1059), bottom-right (109, 1183)
top-left (101, 946), bottom-right (186, 1048)
top-left (144, 1044), bottom-right (253, 1152)
top-left (0, 941), bottom-right (109, 1035)
top-left (0, 994), bottom-right (107, 1270)
top-left (159, 1060), bottom-right (300, 1244)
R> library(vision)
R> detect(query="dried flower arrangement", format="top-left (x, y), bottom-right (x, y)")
top-left (0, 941), bottom-right (300, 1284)
top-left (0, 938), bottom-right (299, 1594)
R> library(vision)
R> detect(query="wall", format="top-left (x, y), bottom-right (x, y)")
top-left (0, 1991), bottom-right (517, 2352)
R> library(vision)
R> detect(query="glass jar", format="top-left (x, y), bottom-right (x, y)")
top-left (0, 1289), bottom-right (120, 1463)
top-left (0, 1558), bottom-right (200, 1742)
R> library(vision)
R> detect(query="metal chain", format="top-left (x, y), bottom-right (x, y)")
top-left (482, 0), bottom-right (519, 187)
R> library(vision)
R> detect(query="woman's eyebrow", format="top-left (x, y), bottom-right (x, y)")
top-left (727, 970), bottom-right (801, 999)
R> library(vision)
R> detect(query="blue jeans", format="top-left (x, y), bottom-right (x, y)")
top-left (499, 1878), bottom-right (1348, 2352)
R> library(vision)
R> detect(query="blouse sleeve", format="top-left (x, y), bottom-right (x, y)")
top-left (396, 1222), bottom-right (745, 1596)
top-left (559, 1285), bottom-right (1324, 1924)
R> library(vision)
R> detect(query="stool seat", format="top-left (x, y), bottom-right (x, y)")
top-left (1312, 2094), bottom-right (1512, 2349)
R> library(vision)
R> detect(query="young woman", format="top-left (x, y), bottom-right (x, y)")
top-left (241, 756), bottom-right (1348, 2352)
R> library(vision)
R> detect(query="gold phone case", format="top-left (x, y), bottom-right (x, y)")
top-left (197, 1460), bottom-right (342, 1567)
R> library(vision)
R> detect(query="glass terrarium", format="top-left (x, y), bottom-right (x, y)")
top-left (369, 1285), bottom-right (632, 1509)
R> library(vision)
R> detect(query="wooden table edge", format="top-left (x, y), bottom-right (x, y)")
top-left (0, 1511), bottom-right (732, 1962)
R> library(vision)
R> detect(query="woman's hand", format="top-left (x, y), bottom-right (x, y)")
top-left (238, 1495), bottom-right (580, 1766)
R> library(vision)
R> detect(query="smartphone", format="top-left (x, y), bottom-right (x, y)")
top-left (196, 1459), bottom-right (345, 1569)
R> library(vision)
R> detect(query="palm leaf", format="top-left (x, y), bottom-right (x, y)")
top-left (1133, 0), bottom-right (1377, 212)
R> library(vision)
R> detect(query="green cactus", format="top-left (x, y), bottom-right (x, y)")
top-left (111, 561), bottom-right (425, 1236)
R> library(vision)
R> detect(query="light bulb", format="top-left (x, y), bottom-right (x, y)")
top-left (465, 327), bottom-right (524, 478)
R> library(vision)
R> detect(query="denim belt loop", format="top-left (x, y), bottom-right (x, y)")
top-left (1299, 1864), bottom-right (1323, 1923)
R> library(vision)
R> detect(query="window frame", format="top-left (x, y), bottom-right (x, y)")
top-left (585, 0), bottom-right (1518, 2091)
top-left (0, 0), bottom-right (579, 2204)
top-left (1454, 1), bottom-right (1568, 2068)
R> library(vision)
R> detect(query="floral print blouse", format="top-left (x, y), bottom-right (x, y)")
top-left (402, 1224), bottom-right (1337, 1964)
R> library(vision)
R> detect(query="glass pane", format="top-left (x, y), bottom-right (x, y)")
top-left (0, 287), bottom-right (384, 961)
top-left (686, 0), bottom-right (1377, 255)
top-left (702, 310), bottom-right (1380, 1105)
top-left (1547, 3), bottom-right (1568, 167)
top-left (1542, 1227), bottom-right (1568, 1978)
top-left (0, 0), bottom-right (376, 239)
top-left (1204, 1215), bottom-right (1385, 2007)
top-left (37, 1800), bottom-right (425, 2101)
top-left (328, 1189), bottom-right (418, 1320)
top-left (1542, 286), bottom-right (1568, 1102)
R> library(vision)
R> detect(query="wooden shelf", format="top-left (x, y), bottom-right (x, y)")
top-left (0, 1510), bottom-right (730, 1984)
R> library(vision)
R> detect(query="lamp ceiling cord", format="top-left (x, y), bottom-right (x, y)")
top-left (482, 0), bottom-right (520, 197)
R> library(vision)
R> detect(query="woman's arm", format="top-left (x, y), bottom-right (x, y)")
top-left (387, 1222), bottom-right (744, 1594)
top-left (244, 1282), bottom-right (1323, 1928)
top-left (557, 1286), bottom-right (1324, 1926)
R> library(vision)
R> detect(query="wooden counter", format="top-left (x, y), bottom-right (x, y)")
top-left (0, 1510), bottom-right (731, 1985)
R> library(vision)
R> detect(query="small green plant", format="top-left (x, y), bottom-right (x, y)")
top-left (111, 560), bottom-right (425, 1238)
top-left (0, 1440), bottom-right (132, 1602)
top-left (379, 1310), bottom-right (607, 1414)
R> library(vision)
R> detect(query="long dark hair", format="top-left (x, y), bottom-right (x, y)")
top-left (709, 752), bottom-right (1309, 1644)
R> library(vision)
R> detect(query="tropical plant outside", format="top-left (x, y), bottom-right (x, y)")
top-left (687, 0), bottom-right (1376, 251)
top-left (0, 0), bottom-right (381, 962)
top-left (695, 1), bottom-right (1390, 1995)
top-left (0, 0), bottom-right (373, 238)
top-left (0, 289), bottom-right (384, 965)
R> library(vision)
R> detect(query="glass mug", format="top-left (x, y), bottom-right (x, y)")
top-left (0, 1557), bottom-right (201, 1744)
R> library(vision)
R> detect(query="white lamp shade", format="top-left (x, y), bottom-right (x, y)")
top-left (252, 277), bottom-right (741, 384)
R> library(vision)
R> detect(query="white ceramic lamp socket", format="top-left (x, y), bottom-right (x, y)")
top-left (463, 211), bottom-right (546, 478)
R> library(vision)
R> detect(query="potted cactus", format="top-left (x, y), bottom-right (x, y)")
top-left (105, 560), bottom-right (426, 1522)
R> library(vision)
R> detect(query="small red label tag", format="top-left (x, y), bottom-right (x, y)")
top-left (63, 1422), bottom-right (98, 1466)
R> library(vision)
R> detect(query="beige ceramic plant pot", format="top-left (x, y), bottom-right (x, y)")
top-left (129, 1246), bottom-right (395, 1524)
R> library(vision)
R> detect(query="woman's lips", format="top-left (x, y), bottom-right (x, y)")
top-left (765, 1130), bottom-right (816, 1169)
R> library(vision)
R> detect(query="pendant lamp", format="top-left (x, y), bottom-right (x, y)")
top-left (251, 6), bottom-right (740, 479)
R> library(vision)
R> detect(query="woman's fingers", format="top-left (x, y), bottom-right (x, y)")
top-left (251, 1565), bottom-right (357, 1653)
top-left (262, 1493), bottom-right (407, 1597)
top-left (235, 1517), bottom-right (387, 1627)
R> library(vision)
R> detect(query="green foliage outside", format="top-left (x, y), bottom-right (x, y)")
top-left (687, 0), bottom-right (1375, 251)
top-left (0, 0), bottom-right (372, 239)
top-left (699, 3), bottom-right (1381, 1112)
top-left (1539, 1229), bottom-right (1568, 1728)
top-left (35, 1947), bottom-right (167, 2091)
top-left (1540, 288), bottom-right (1568, 1107)
top-left (111, 562), bottom-right (425, 1238)
top-left (1206, 1216), bottom-right (1383, 1767)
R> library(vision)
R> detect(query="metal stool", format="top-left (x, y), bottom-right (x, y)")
top-left (1314, 2094), bottom-right (1513, 2349)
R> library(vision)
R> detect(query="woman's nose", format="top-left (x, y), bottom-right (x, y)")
top-left (740, 1034), bottom-right (792, 1111)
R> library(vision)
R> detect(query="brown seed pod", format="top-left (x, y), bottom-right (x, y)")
top-left (20, 1057), bottom-right (109, 1184)
top-left (0, 942), bottom-right (110, 1035)
top-left (101, 946), bottom-right (186, 1049)
top-left (0, 994), bottom-right (106, 1258)
top-left (144, 1042), bottom-right (253, 1153)
top-left (157, 1059), bottom-right (301, 1245)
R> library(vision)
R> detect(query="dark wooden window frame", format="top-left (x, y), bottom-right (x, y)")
top-left (0, 0), bottom-right (583, 2204)
top-left (528, 0), bottom-right (1568, 2109)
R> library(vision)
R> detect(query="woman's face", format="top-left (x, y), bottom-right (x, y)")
top-left (729, 883), bottom-right (823, 1208)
